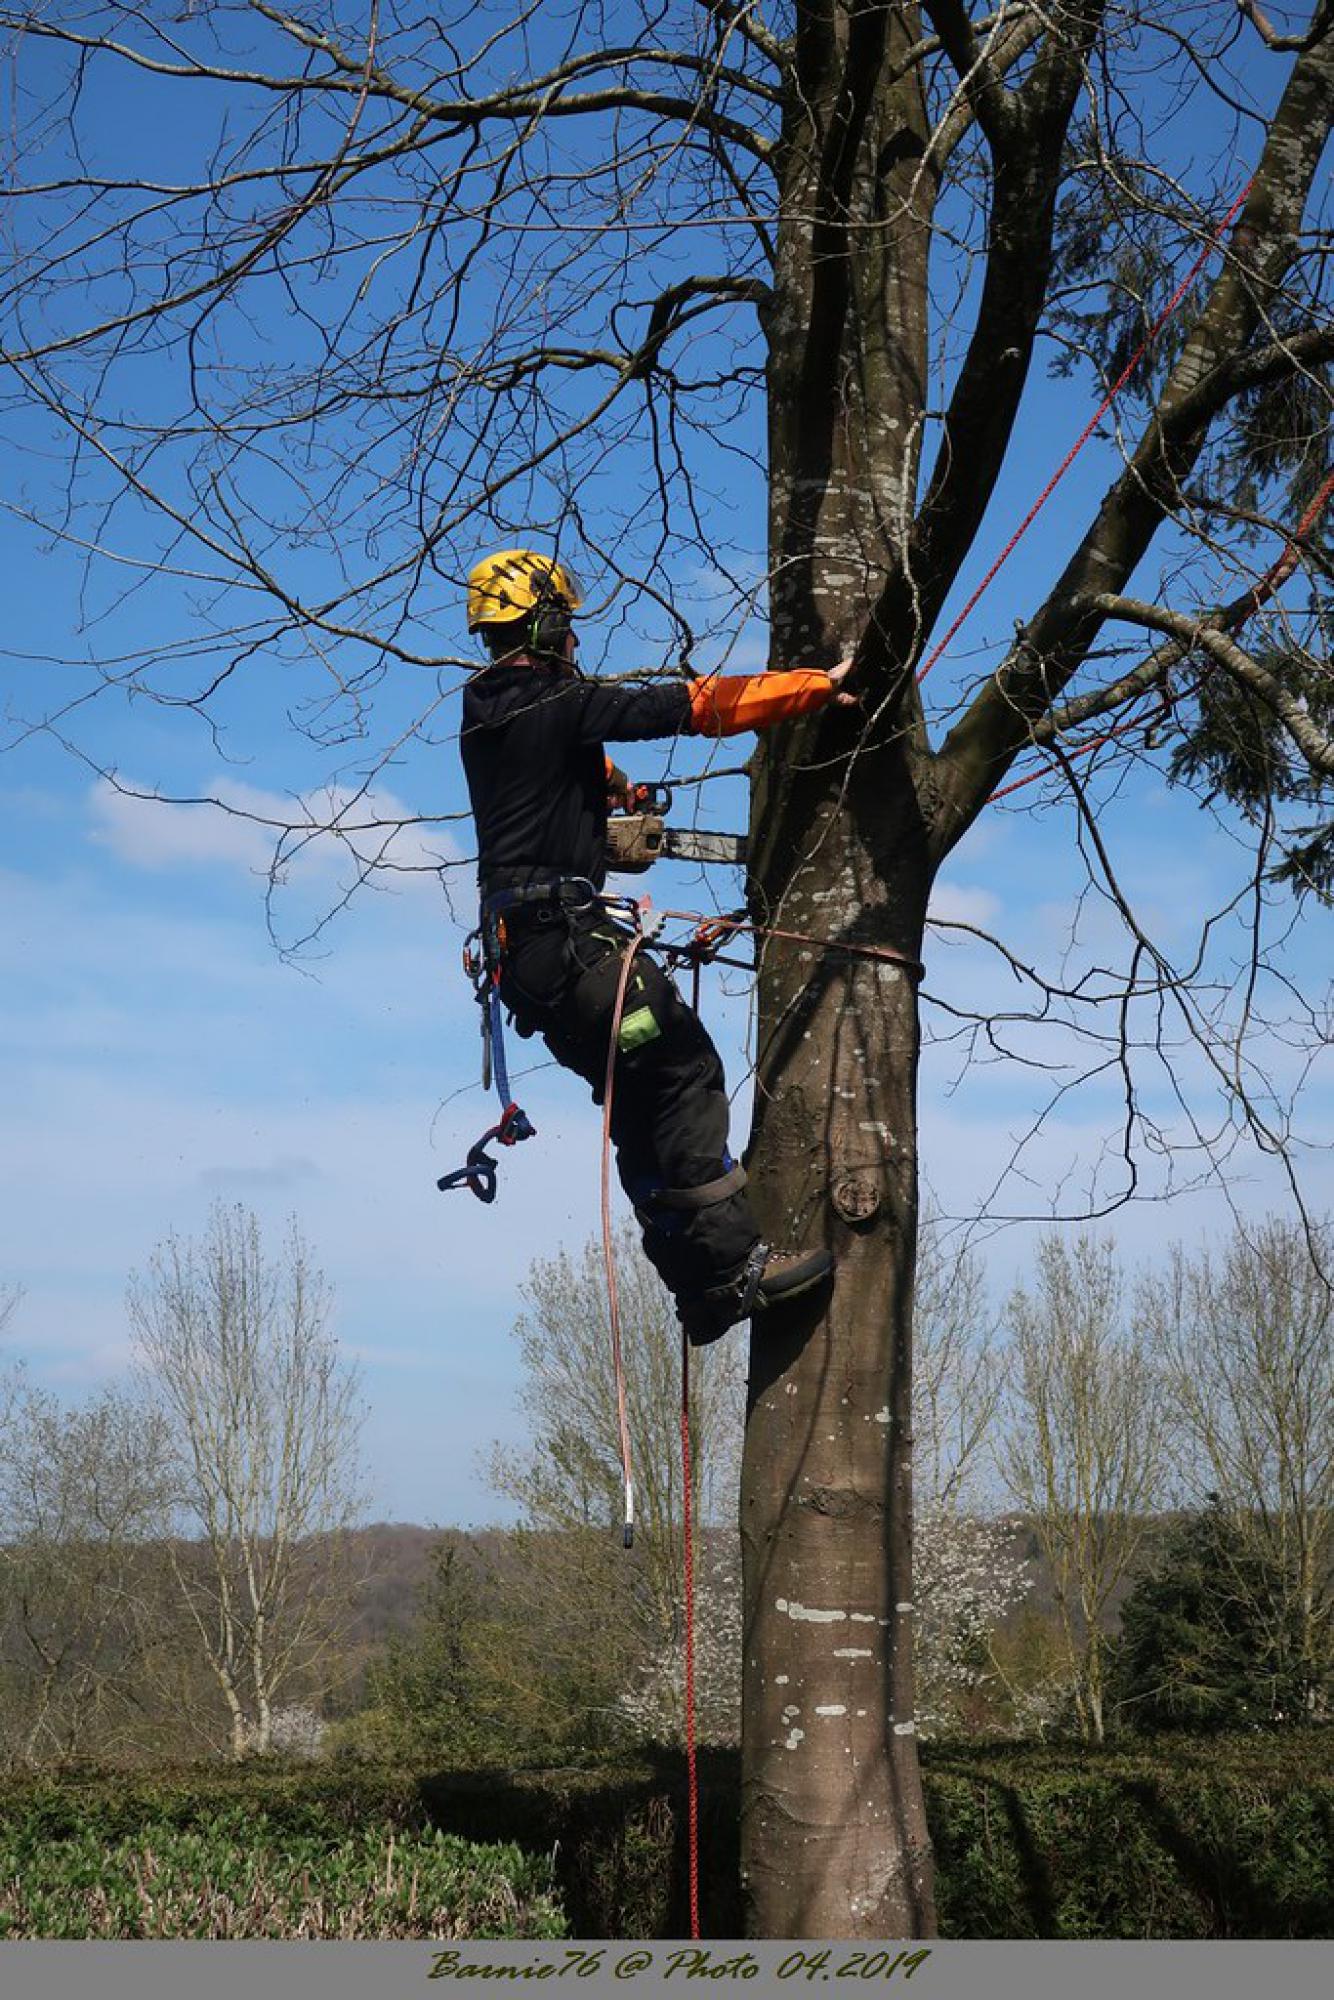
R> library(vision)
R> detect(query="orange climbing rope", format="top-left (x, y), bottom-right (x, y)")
top-left (598, 904), bottom-right (701, 1937)
top-left (601, 930), bottom-right (649, 1550)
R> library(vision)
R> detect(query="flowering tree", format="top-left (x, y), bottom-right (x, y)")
top-left (913, 1508), bottom-right (1032, 1735)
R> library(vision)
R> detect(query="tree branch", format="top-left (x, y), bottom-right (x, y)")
top-left (1029, 465), bottom-right (1334, 745)
top-left (923, 13), bottom-right (1048, 173)
top-left (5, 13), bottom-right (778, 155)
top-left (1084, 591), bottom-right (1334, 777)
top-left (884, 3), bottom-right (1108, 661)
top-left (920, 0), bottom-right (1022, 143)
top-left (695, 0), bottom-right (791, 73)
top-left (933, 13), bottom-right (1334, 841)
top-left (1237, 0), bottom-right (1333, 52)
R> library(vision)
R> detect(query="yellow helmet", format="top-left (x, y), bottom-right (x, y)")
top-left (466, 549), bottom-right (584, 633)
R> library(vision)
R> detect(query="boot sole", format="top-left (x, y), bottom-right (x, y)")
top-left (755, 1253), bottom-right (835, 1310)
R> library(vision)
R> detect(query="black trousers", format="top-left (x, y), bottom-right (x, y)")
top-left (497, 907), bottom-right (760, 1303)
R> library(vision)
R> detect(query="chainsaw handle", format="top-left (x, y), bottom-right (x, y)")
top-left (629, 781), bottom-right (672, 815)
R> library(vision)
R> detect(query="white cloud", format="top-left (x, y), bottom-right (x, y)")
top-left (88, 776), bottom-right (464, 893)
top-left (90, 776), bottom-right (278, 872)
top-left (927, 880), bottom-right (1001, 927)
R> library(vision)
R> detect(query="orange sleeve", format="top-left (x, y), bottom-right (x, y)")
top-left (687, 668), bottom-right (833, 737)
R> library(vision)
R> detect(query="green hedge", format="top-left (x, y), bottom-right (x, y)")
top-left (925, 1740), bottom-right (1334, 1938)
top-left (413, 1737), bottom-right (1334, 1938)
top-left (1, 1734), bottom-right (1330, 1938)
top-left (0, 1784), bottom-right (564, 1940)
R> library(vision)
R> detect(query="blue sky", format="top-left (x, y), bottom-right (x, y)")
top-left (5, 585), bottom-right (1328, 1528)
top-left (2, 4), bottom-right (1330, 1524)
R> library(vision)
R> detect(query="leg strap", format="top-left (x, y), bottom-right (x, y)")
top-left (643, 1162), bottom-right (748, 1212)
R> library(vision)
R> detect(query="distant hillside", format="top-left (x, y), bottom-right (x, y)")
top-left (336, 1511), bottom-right (1188, 1659)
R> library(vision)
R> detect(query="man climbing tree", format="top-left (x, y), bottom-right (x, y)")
top-left (1, 0), bottom-right (1330, 1939)
top-left (459, 545), bottom-right (852, 1342)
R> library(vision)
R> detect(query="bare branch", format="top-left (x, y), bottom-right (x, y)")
top-left (1237, 0), bottom-right (1332, 53)
top-left (1085, 591), bottom-right (1334, 776)
top-left (935, 16), bottom-right (1334, 838)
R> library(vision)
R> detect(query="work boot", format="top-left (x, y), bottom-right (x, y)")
top-left (756, 1245), bottom-right (835, 1309)
top-left (678, 1243), bottom-right (834, 1348)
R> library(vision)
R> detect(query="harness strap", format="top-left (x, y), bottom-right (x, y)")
top-left (480, 875), bottom-right (597, 918)
top-left (643, 1163), bottom-right (748, 1212)
top-left (486, 984), bottom-right (516, 1111)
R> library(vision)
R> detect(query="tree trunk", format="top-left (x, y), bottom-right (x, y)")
top-left (1084, 1638), bottom-right (1106, 1746)
top-left (737, 4), bottom-right (940, 1939)
top-left (740, 827), bottom-right (935, 1935)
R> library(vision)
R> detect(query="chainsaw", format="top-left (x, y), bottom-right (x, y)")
top-left (604, 782), bottom-right (748, 873)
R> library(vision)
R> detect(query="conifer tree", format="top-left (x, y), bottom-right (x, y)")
top-left (1113, 1498), bottom-right (1315, 1732)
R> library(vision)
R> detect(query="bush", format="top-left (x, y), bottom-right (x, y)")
top-left (1110, 1501), bottom-right (1321, 1732)
top-left (925, 1736), bottom-right (1334, 1937)
top-left (0, 1783), bottom-right (564, 1940)
top-left (2, 1735), bottom-right (1330, 1938)
top-left (337, 1537), bottom-right (639, 1769)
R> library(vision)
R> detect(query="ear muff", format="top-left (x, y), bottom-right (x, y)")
top-left (529, 602), bottom-right (573, 659)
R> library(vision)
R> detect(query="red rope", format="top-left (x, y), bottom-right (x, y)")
top-left (661, 908), bottom-right (925, 983)
top-left (988, 685), bottom-right (1184, 804)
top-left (915, 178), bottom-right (1255, 688)
top-left (681, 1330), bottom-right (701, 1941)
top-left (990, 464), bottom-right (1334, 804)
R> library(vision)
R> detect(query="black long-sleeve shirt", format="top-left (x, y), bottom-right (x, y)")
top-left (462, 663), bottom-right (691, 895)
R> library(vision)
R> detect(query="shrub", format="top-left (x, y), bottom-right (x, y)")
top-left (0, 1800), bottom-right (564, 1940)
top-left (2, 1735), bottom-right (1330, 1938)
top-left (1111, 1500), bottom-right (1319, 1732)
top-left (925, 1735), bottom-right (1334, 1937)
